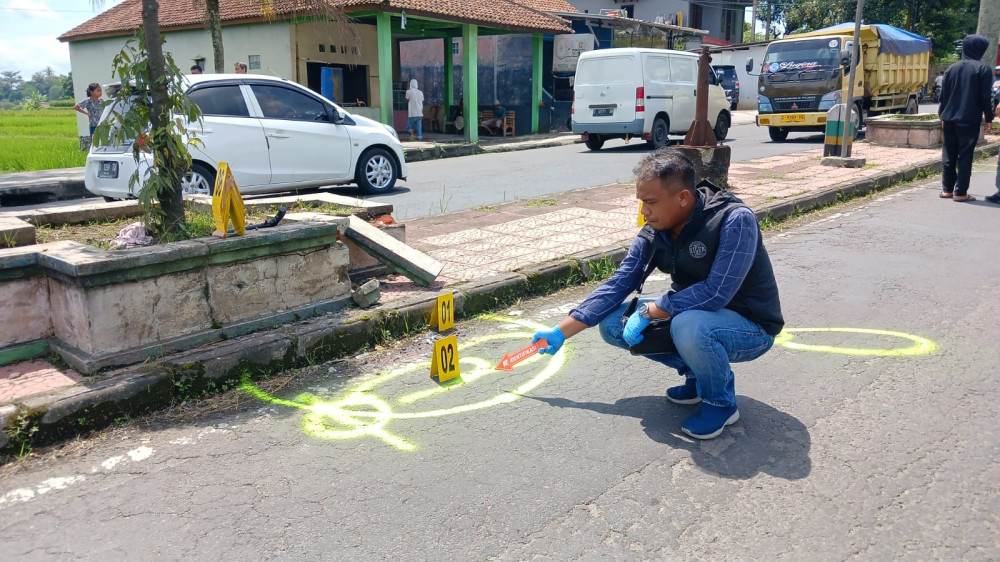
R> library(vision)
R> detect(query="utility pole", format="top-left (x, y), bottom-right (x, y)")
top-left (764, 2), bottom-right (771, 42)
top-left (841, 0), bottom-right (864, 159)
top-left (978, 0), bottom-right (1000, 73)
top-left (751, 0), bottom-right (758, 42)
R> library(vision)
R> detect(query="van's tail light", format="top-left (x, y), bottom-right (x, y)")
top-left (635, 87), bottom-right (645, 113)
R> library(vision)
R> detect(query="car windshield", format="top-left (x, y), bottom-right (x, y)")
top-left (763, 38), bottom-right (842, 72)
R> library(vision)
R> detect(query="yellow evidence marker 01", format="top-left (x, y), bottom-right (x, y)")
top-left (429, 293), bottom-right (455, 332)
top-left (430, 334), bottom-right (460, 383)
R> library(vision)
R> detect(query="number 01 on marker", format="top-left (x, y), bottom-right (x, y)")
top-left (431, 335), bottom-right (460, 382)
top-left (430, 293), bottom-right (455, 332)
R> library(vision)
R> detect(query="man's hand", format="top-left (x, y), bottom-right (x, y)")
top-left (622, 311), bottom-right (651, 346)
top-left (533, 326), bottom-right (566, 355)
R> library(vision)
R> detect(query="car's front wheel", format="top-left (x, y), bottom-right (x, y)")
top-left (714, 112), bottom-right (730, 141)
top-left (356, 148), bottom-right (398, 194)
top-left (182, 163), bottom-right (216, 196)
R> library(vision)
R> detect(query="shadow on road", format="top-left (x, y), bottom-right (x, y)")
top-left (523, 394), bottom-right (811, 481)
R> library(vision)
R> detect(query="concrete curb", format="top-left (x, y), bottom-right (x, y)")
top-left (3, 143), bottom-right (997, 456)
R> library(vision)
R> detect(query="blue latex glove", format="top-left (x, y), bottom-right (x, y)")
top-left (532, 326), bottom-right (566, 355)
top-left (622, 311), bottom-right (651, 346)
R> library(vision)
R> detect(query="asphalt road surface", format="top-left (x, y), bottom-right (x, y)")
top-left (2, 166), bottom-right (997, 560)
top-left (329, 103), bottom-right (941, 221)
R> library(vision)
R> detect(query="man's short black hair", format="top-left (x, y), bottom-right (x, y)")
top-left (633, 149), bottom-right (696, 193)
top-left (190, 65), bottom-right (202, 71)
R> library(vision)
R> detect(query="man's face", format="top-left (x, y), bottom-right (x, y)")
top-left (636, 176), bottom-right (695, 234)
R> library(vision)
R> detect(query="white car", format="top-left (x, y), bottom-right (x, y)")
top-left (85, 74), bottom-right (408, 199)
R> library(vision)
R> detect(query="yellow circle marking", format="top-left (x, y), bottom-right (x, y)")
top-left (241, 317), bottom-right (565, 450)
top-left (775, 327), bottom-right (937, 356)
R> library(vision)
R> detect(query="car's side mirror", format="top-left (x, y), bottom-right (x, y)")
top-left (745, 58), bottom-right (753, 73)
top-left (840, 49), bottom-right (852, 68)
top-left (327, 107), bottom-right (343, 124)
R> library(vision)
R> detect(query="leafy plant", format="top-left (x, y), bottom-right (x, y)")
top-left (96, 32), bottom-right (202, 238)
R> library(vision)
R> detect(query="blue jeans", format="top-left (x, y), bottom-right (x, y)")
top-left (406, 117), bottom-right (422, 139)
top-left (598, 299), bottom-right (775, 408)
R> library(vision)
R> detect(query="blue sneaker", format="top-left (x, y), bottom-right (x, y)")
top-left (681, 403), bottom-right (739, 439)
top-left (666, 378), bottom-right (701, 404)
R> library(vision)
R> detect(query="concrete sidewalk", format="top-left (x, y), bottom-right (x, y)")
top-left (2, 135), bottom-right (998, 453)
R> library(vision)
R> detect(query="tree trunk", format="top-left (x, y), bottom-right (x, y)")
top-left (205, 0), bottom-right (225, 73)
top-left (978, 0), bottom-right (1000, 75)
top-left (141, 0), bottom-right (186, 232)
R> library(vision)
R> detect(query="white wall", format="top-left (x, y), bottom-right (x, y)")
top-left (67, 22), bottom-right (292, 137)
top-left (710, 44), bottom-right (768, 109)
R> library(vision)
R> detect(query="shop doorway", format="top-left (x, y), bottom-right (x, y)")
top-left (306, 62), bottom-right (370, 107)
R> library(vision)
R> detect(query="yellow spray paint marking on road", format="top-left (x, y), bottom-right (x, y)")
top-left (775, 328), bottom-right (937, 356)
top-left (241, 317), bottom-right (565, 451)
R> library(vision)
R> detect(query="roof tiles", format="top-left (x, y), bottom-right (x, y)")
top-left (60, 0), bottom-right (577, 41)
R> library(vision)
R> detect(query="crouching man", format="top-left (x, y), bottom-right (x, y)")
top-left (532, 149), bottom-right (784, 439)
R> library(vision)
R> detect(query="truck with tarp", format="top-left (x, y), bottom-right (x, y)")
top-left (749, 23), bottom-right (931, 141)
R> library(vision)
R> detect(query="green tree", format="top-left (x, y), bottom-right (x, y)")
top-left (782, 0), bottom-right (980, 60)
top-left (97, 33), bottom-right (201, 237)
top-left (0, 70), bottom-right (23, 101)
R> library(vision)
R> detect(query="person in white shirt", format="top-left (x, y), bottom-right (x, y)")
top-left (405, 79), bottom-right (424, 141)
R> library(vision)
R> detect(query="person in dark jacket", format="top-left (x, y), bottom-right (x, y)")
top-left (531, 149), bottom-right (784, 440)
top-left (938, 35), bottom-right (994, 202)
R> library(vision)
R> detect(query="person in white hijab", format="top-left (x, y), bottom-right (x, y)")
top-left (405, 78), bottom-right (424, 140)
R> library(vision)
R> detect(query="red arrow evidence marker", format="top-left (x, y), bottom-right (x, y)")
top-left (495, 339), bottom-right (548, 371)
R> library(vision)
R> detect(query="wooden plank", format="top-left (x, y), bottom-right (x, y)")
top-left (345, 216), bottom-right (443, 287)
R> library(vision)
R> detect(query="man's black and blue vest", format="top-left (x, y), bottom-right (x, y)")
top-left (646, 182), bottom-right (784, 336)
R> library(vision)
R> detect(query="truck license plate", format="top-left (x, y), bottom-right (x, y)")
top-left (97, 161), bottom-right (119, 179)
top-left (592, 108), bottom-right (614, 117)
top-left (781, 114), bottom-right (806, 123)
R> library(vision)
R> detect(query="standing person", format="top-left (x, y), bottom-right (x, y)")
top-left (933, 71), bottom-right (944, 100)
top-left (405, 78), bottom-right (424, 141)
top-left (190, 65), bottom-right (203, 74)
top-left (938, 35), bottom-right (994, 202)
top-left (531, 149), bottom-right (784, 440)
top-left (986, 101), bottom-right (1000, 205)
top-left (234, 62), bottom-right (248, 74)
top-left (74, 82), bottom-right (104, 141)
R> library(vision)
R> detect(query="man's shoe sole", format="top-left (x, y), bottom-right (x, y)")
top-left (666, 394), bottom-right (702, 405)
top-left (682, 410), bottom-right (739, 440)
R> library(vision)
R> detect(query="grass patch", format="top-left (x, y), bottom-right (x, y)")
top-left (474, 204), bottom-right (500, 212)
top-left (880, 113), bottom-right (938, 121)
top-left (0, 109), bottom-right (87, 173)
top-left (524, 197), bottom-right (558, 207)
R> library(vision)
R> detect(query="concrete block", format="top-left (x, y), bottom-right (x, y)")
top-left (0, 276), bottom-right (52, 346)
top-left (346, 216), bottom-right (442, 286)
top-left (0, 216), bottom-right (35, 246)
top-left (352, 278), bottom-right (381, 308)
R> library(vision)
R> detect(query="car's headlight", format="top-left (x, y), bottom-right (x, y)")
top-left (757, 94), bottom-right (773, 113)
top-left (818, 90), bottom-right (842, 111)
top-left (382, 123), bottom-right (398, 139)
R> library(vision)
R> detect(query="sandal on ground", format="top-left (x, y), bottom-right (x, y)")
top-left (953, 195), bottom-right (976, 202)
top-left (939, 191), bottom-right (953, 198)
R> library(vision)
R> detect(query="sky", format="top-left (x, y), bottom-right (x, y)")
top-left (0, 0), bottom-right (122, 78)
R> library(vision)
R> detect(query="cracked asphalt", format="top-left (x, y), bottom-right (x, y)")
top-left (1, 170), bottom-right (999, 560)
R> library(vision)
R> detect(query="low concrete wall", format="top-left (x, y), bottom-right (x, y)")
top-left (0, 219), bottom-right (352, 373)
top-left (866, 116), bottom-right (943, 149)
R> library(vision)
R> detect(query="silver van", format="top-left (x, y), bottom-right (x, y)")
top-left (571, 48), bottom-right (730, 150)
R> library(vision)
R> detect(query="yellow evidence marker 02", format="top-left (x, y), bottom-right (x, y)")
top-left (211, 162), bottom-right (246, 238)
top-left (429, 293), bottom-right (455, 332)
top-left (430, 334), bottom-right (460, 383)
top-left (637, 202), bottom-right (646, 227)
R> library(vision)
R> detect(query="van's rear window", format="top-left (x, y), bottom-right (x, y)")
top-left (576, 57), bottom-right (635, 85)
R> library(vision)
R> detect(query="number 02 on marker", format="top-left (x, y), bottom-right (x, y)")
top-left (431, 335), bottom-right (460, 382)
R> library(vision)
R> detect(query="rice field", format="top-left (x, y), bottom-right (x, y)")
top-left (0, 109), bottom-right (88, 173)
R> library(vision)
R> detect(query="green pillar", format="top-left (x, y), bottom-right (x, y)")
top-left (532, 33), bottom-right (543, 134)
top-left (462, 24), bottom-right (478, 143)
top-left (377, 12), bottom-right (393, 126)
top-left (444, 38), bottom-right (454, 110)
